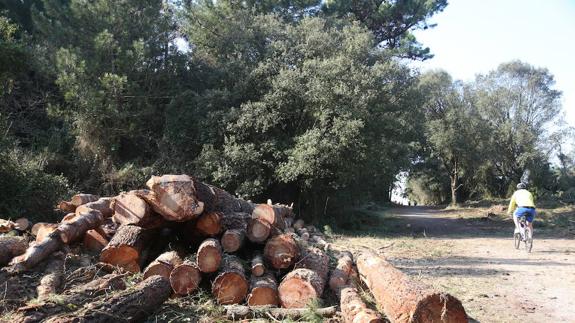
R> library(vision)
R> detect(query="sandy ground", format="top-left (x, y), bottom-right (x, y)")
top-left (333, 207), bottom-right (575, 323)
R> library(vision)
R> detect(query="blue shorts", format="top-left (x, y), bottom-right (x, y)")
top-left (514, 207), bottom-right (536, 222)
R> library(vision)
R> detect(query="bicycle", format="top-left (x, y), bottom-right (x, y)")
top-left (514, 214), bottom-right (533, 252)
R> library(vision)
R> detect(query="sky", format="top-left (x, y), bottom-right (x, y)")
top-left (411, 0), bottom-right (575, 127)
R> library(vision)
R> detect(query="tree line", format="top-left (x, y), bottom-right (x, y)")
top-left (0, 0), bottom-right (572, 220)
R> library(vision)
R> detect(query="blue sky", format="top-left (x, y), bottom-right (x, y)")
top-left (412, 0), bottom-right (575, 127)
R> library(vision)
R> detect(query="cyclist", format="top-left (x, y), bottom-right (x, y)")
top-left (507, 182), bottom-right (536, 238)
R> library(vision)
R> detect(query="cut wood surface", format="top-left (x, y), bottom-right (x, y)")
top-left (251, 252), bottom-right (265, 277)
top-left (223, 305), bottom-right (337, 320)
top-left (212, 255), bottom-right (249, 305)
top-left (340, 286), bottom-right (383, 323)
top-left (37, 252), bottom-right (65, 299)
top-left (83, 229), bottom-right (108, 252)
top-left (247, 273), bottom-right (279, 306)
top-left (14, 218), bottom-right (30, 231)
top-left (264, 233), bottom-right (299, 269)
top-left (247, 218), bottom-right (271, 243)
top-left (32, 222), bottom-right (54, 236)
top-left (10, 230), bottom-right (63, 270)
top-left (252, 204), bottom-right (292, 230)
top-left (96, 217), bottom-right (117, 240)
top-left (356, 250), bottom-right (468, 323)
top-left (70, 193), bottom-right (99, 207)
top-left (145, 175), bottom-right (205, 221)
top-left (329, 251), bottom-right (354, 292)
top-left (196, 211), bottom-right (222, 236)
top-left (100, 225), bottom-right (153, 273)
top-left (112, 191), bottom-right (163, 228)
top-left (61, 213), bottom-right (76, 223)
top-left (143, 251), bottom-right (183, 280)
top-left (57, 201), bottom-right (76, 213)
top-left (75, 197), bottom-right (113, 218)
top-left (58, 209), bottom-right (104, 244)
top-left (197, 238), bottom-right (223, 273)
top-left (0, 236), bottom-right (28, 266)
top-left (170, 260), bottom-right (202, 296)
top-left (221, 228), bottom-right (245, 253)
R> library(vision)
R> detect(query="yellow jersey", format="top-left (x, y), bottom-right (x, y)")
top-left (507, 189), bottom-right (535, 215)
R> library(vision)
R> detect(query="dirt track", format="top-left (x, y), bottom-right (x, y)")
top-left (334, 207), bottom-right (575, 323)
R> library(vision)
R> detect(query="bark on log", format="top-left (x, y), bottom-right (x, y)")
top-left (264, 234), bottom-right (299, 270)
top-left (197, 238), bottom-right (223, 273)
top-left (71, 193), bottom-right (99, 207)
top-left (247, 218), bottom-right (271, 243)
top-left (212, 255), bottom-right (249, 305)
top-left (144, 175), bottom-right (205, 221)
top-left (170, 260), bottom-right (202, 296)
top-left (356, 251), bottom-right (468, 323)
top-left (223, 305), bottom-right (337, 320)
top-left (329, 251), bottom-right (354, 292)
top-left (95, 217), bottom-right (117, 240)
top-left (143, 251), bottom-right (183, 280)
top-left (194, 181), bottom-right (255, 214)
top-left (112, 191), bottom-right (164, 228)
top-left (221, 229), bottom-right (245, 253)
top-left (61, 213), bottom-right (76, 222)
top-left (35, 223), bottom-right (59, 243)
top-left (58, 201), bottom-right (76, 213)
top-left (0, 236), bottom-right (28, 266)
top-left (293, 219), bottom-right (305, 230)
top-left (57, 209), bottom-right (104, 244)
top-left (196, 211), bottom-right (222, 236)
top-left (296, 228), bottom-right (310, 241)
top-left (83, 229), bottom-right (109, 252)
top-left (10, 229), bottom-right (64, 270)
top-left (251, 252), bottom-right (265, 277)
top-left (278, 246), bottom-right (329, 308)
top-left (252, 204), bottom-right (292, 230)
top-left (100, 225), bottom-right (154, 273)
top-left (76, 197), bottom-right (113, 218)
top-left (247, 273), bottom-right (279, 306)
top-left (340, 286), bottom-right (383, 323)
top-left (37, 252), bottom-right (65, 299)
top-left (46, 275), bottom-right (172, 323)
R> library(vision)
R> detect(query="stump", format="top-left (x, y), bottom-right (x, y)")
top-left (143, 251), bottom-right (183, 280)
top-left (264, 234), bottom-right (299, 270)
top-left (247, 273), bottom-right (279, 306)
top-left (197, 238), bottom-right (223, 273)
top-left (212, 255), bottom-right (249, 305)
top-left (170, 260), bottom-right (202, 295)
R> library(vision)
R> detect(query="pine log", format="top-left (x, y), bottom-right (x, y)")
top-left (221, 212), bottom-right (251, 230)
top-left (293, 219), bottom-right (305, 230)
top-left (310, 234), bottom-right (330, 251)
top-left (57, 209), bottom-right (104, 244)
top-left (32, 222), bottom-right (53, 236)
top-left (196, 211), bottom-right (222, 236)
top-left (278, 246), bottom-right (329, 308)
top-left (61, 213), bottom-right (76, 222)
top-left (356, 251), bottom-right (468, 323)
top-left (221, 229), bottom-right (245, 253)
top-left (194, 181), bottom-right (255, 214)
top-left (83, 229), bottom-right (109, 252)
top-left (14, 218), bottom-right (30, 231)
top-left (10, 230), bottom-right (64, 270)
top-left (100, 225), bottom-right (154, 273)
top-left (112, 191), bottom-right (164, 228)
top-left (329, 251), bottom-right (354, 292)
top-left (57, 201), bottom-right (76, 213)
top-left (143, 251), bottom-right (183, 280)
top-left (251, 252), bottom-right (265, 277)
top-left (76, 197), bottom-right (113, 218)
top-left (284, 216), bottom-right (294, 229)
top-left (252, 204), bottom-right (292, 230)
top-left (264, 234), bottom-right (299, 270)
top-left (340, 286), bottom-right (383, 323)
top-left (37, 252), bottom-right (65, 299)
top-left (247, 218), bottom-right (271, 243)
top-left (223, 305), bottom-right (337, 320)
top-left (212, 255), bottom-right (249, 305)
top-left (46, 275), bottom-right (172, 323)
top-left (296, 227), bottom-right (310, 241)
top-left (95, 217), bottom-right (118, 240)
top-left (247, 273), bottom-right (279, 306)
top-left (144, 175), bottom-right (205, 221)
top-left (170, 260), bottom-right (202, 296)
top-left (0, 236), bottom-right (28, 266)
top-left (70, 193), bottom-right (99, 207)
top-left (197, 238), bottom-right (223, 273)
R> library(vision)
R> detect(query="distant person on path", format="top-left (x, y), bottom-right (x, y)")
top-left (507, 183), bottom-right (536, 236)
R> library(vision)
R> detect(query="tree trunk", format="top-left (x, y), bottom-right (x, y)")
top-left (76, 197), bottom-right (113, 218)
top-left (58, 209), bottom-right (104, 244)
top-left (83, 229), bottom-right (108, 252)
top-left (356, 250), bottom-right (468, 323)
top-left (212, 255), bottom-right (249, 305)
top-left (0, 236), bottom-right (28, 266)
top-left (246, 218), bottom-right (271, 243)
top-left (70, 193), bottom-right (99, 207)
top-left (170, 260), bottom-right (202, 296)
top-left (46, 275), bottom-right (172, 323)
top-left (100, 225), bottom-right (155, 273)
top-left (328, 251), bottom-right (355, 292)
top-left (278, 246), bottom-right (329, 308)
top-left (37, 252), bottom-right (65, 299)
top-left (340, 286), bottom-right (383, 323)
top-left (251, 252), bottom-right (265, 277)
top-left (264, 234), bottom-right (299, 270)
top-left (247, 273), bottom-right (279, 306)
top-left (223, 305), bottom-right (337, 320)
top-left (112, 191), bottom-right (164, 228)
top-left (143, 251), bottom-right (183, 280)
top-left (221, 229), bottom-right (245, 253)
top-left (10, 230), bottom-right (63, 270)
top-left (197, 238), bottom-right (223, 273)
top-left (143, 175), bottom-right (205, 221)
top-left (195, 211), bottom-right (222, 236)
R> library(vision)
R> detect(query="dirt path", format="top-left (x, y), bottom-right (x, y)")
top-left (334, 206), bottom-right (575, 323)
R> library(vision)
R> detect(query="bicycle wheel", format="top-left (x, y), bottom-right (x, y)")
top-left (525, 228), bottom-right (533, 253)
top-left (514, 233), bottom-right (521, 249)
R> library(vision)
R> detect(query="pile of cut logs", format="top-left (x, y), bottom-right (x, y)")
top-left (0, 174), bottom-right (469, 323)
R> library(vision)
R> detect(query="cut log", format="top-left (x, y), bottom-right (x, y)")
top-left (95, 217), bottom-right (117, 240)
top-left (75, 197), bottom-right (113, 218)
top-left (83, 229), bottom-right (109, 252)
top-left (264, 234), bottom-right (299, 270)
top-left (112, 191), bottom-right (164, 228)
top-left (170, 260), bottom-right (202, 296)
top-left (212, 255), bottom-right (249, 305)
top-left (37, 252), bottom-right (65, 299)
top-left (223, 305), bottom-right (337, 320)
top-left (196, 211), bottom-right (222, 236)
top-left (197, 238), bottom-right (223, 273)
top-left (221, 212), bottom-right (251, 231)
top-left (252, 204), bottom-right (292, 230)
top-left (45, 275), bottom-right (172, 323)
top-left (10, 230), bottom-right (64, 270)
top-left (194, 181), bottom-right (255, 214)
top-left (144, 175), bottom-right (205, 221)
top-left (100, 225), bottom-right (154, 273)
top-left (14, 218), bottom-right (30, 231)
top-left (57, 201), bottom-right (76, 213)
top-left (293, 219), bottom-right (305, 230)
top-left (278, 246), bottom-right (329, 308)
top-left (296, 227), bottom-right (310, 241)
top-left (0, 236), bottom-right (28, 266)
top-left (247, 218), bottom-right (271, 243)
top-left (70, 193), bottom-right (99, 207)
top-left (329, 251), bottom-right (354, 292)
top-left (310, 234), bottom-right (329, 251)
top-left (57, 209), bottom-right (104, 244)
top-left (143, 251), bottom-right (183, 280)
top-left (340, 286), bottom-right (383, 323)
top-left (61, 213), bottom-right (76, 223)
top-left (247, 273), bottom-right (279, 306)
top-left (356, 250), bottom-right (468, 323)
top-left (251, 252), bottom-right (265, 277)
top-left (221, 229), bottom-right (245, 253)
